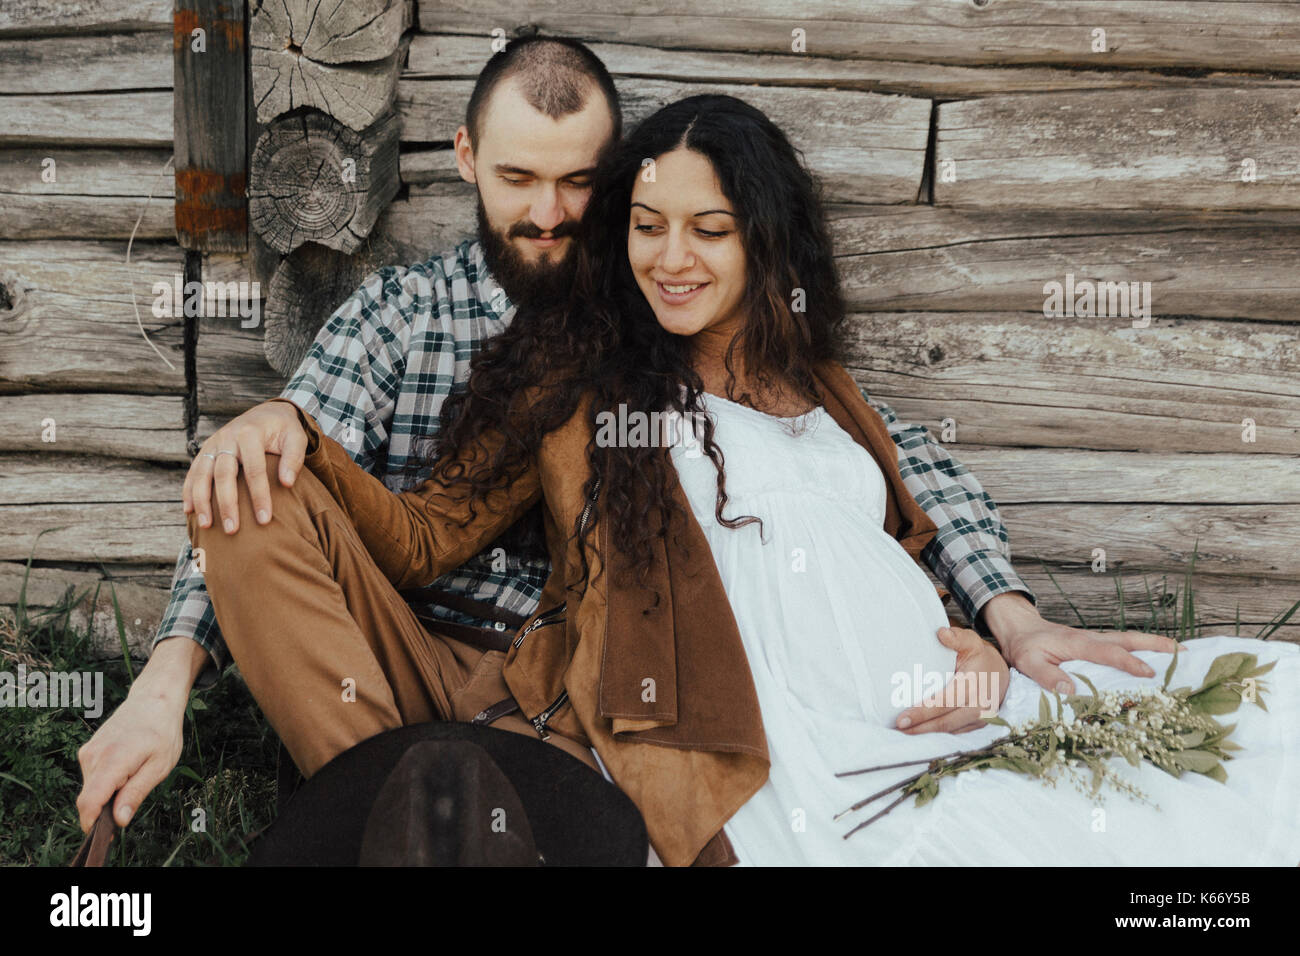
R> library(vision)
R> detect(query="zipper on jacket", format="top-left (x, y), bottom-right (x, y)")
top-left (530, 689), bottom-right (570, 740)
top-left (513, 602), bottom-right (566, 648)
top-left (511, 478), bottom-right (601, 650)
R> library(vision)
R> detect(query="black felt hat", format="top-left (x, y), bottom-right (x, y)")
top-left (246, 721), bottom-right (648, 867)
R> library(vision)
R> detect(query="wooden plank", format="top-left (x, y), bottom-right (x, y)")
top-left (416, 1), bottom-right (1300, 72)
top-left (947, 449), bottom-right (1300, 505)
top-left (399, 147), bottom-right (460, 185)
top-left (0, 32), bottom-right (171, 94)
top-left (1016, 567), bottom-right (1300, 641)
top-left (408, 32), bottom-right (1300, 99)
top-left (0, 92), bottom-right (173, 147)
top-left (0, 394), bottom-right (189, 461)
top-left (0, 0), bottom-right (170, 34)
top-left (1000, 504), bottom-right (1300, 579)
top-left (0, 453), bottom-right (182, 504)
top-left (0, 239), bottom-right (187, 392)
top-left (398, 79), bottom-right (930, 204)
top-left (372, 180), bottom-right (477, 262)
top-left (842, 312), bottom-right (1300, 453)
top-left (195, 317), bottom-right (284, 420)
top-left (0, 147), bottom-right (175, 239)
top-left (0, 455), bottom-right (184, 562)
top-left (831, 206), bottom-right (1300, 320)
top-left (174, 0), bottom-right (247, 251)
top-left (937, 89), bottom-right (1300, 210)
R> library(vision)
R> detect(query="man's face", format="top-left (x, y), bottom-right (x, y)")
top-left (455, 76), bottom-right (616, 311)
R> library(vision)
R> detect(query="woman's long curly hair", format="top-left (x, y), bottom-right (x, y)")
top-left (416, 93), bottom-right (847, 604)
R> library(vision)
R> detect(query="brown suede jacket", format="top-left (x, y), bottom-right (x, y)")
top-left (270, 359), bottom-right (944, 867)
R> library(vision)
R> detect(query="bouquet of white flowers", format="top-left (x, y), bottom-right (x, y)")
top-left (835, 650), bottom-right (1274, 839)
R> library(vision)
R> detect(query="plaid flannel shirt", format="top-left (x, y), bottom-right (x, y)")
top-left (154, 239), bottom-right (1034, 688)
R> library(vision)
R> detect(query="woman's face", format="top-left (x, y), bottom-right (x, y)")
top-left (627, 147), bottom-right (747, 339)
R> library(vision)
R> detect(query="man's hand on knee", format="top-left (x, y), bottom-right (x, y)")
top-left (185, 400), bottom-right (310, 535)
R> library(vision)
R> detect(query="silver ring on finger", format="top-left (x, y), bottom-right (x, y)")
top-left (200, 452), bottom-right (217, 461)
top-left (216, 449), bottom-right (239, 458)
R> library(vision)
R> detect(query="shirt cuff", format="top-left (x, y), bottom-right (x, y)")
top-left (267, 397), bottom-right (325, 461)
top-left (149, 633), bottom-right (225, 691)
top-left (942, 549), bottom-right (1038, 641)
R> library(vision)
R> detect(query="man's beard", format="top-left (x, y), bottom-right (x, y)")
top-left (476, 194), bottom-right (579, 315)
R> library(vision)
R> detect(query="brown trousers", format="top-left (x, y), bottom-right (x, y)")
top-left (186, 453), bottom-right (601, 780)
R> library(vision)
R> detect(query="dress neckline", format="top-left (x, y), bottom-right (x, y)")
top-left (701, 390), bottom-right (824, 426)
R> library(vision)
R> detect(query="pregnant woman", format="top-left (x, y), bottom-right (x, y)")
top-left (270, 94), bottom-right (1300, 865)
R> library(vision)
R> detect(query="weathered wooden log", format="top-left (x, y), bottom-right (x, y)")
top-left (1000, 504), bottom-right (1300, 579)
top-left (251, 0), bottom-right (412, 131)
top-left (0, 240), bottom-right (187, 392)
top-left (249, 110), bottom-right (402, 253)
top-left (371, 180), bottom-right (477, 264)
top-left (0, 92), bottom-right (172, 147)
top-left (0, 394), bottom-right (189, 462)
top-left (0, 32), bottom-right (171, 94)
top-left (397, 78), bottom-right (931, 205)
top-left (254, 0), bottom-right (411, 64)
top-left (831, 206), bottom-right (1300, 320)
top-left (398, 148), bottom-right (460, 186)
top-left (417, 1), bottom-right (1300, 72)
top-left (407, 33), bottom-right (1300, 100)
top-left (0, 148), bottom-right (174, 239)
top-left (262, 232), bottom-right (410, 376)
top-left (194, 319), bottom-right (282, 420)
top-left (174, 0), bottom-right (248, 252)
top-left (0, 454), bottom-right (184, 562)
top-left (841, 312), bottom-right (1300, 454)
top-left (936, 88), bottom-right (1300, 210)
top-left (0, 0), bottom-right (170, 34)
top-left (947, 449), bottom-right (1300, 505)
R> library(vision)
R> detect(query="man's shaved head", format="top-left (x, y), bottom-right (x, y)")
top-left (465, 36), bottom-right (622, 150)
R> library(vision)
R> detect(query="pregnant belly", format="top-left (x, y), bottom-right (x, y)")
top-left (706, 507), bottom-right (959, 728)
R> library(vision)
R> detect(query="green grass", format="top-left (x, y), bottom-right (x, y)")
top-left (0, 556), bottom-right (277, 867)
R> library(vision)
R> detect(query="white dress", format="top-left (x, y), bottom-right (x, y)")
top-left (648, 391), bottom-right (1300, 866)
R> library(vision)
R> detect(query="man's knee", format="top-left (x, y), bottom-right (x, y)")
top-left (187, 454), bottom-right (333, 574)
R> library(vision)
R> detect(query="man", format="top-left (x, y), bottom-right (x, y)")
top-left (76, 35), bottom-right (1176, 844)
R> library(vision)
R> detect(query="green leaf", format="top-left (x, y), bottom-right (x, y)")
top-left (1038, 693), bottom-right (1051, 725)
top-left (1162, 644), bottom-right (1180, 690)
top-left (1188, 684), bottom-right (1248, 716)
top-left (1203, 764), bottom-right (1229, 784)
top-left (1200, 653), bottom-right (1252, 690)
top-left (1171, 749), bottom-right (1222, 773)
top-left (1075, 672), bottom-right (1101, 698)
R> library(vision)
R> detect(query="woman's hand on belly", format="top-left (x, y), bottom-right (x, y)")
top-left (895, 626), bottom-right (1010, 734)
